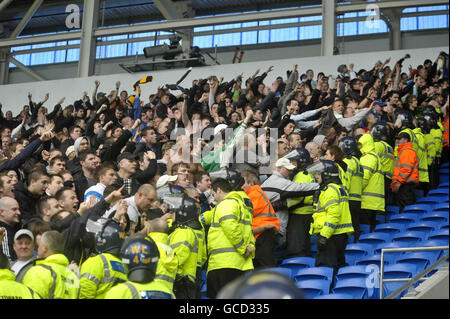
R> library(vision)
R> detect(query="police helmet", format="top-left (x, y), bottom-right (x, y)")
top-left (422, 105), bottom-right (437, 117)
top-left (209, 167), bottom-right (245, 191)
top-left (95, 218), bottom-right (126, 256)
top-left (161, 193), bottom-right (200, 225)
top-left (156, 184), bottom-right (185, 198)
top-left (424, 114), bottom-right (438, 129)
top-left (120, 235), bottom-right (159, 284)
top-left (416, 117), bottom-right (430, 134)
top-left (216, 270), bottom-right (304, 299)
top-left (395, 111), bottom-right (414, 129)
top-left (370, 123), bottom-right (388, 141)
top-left (338, 136), bottom-right (360, 158)
top-left (306, 160), bottom-right (341, 185)
top-left (284, 148), bottom-right (312, 170)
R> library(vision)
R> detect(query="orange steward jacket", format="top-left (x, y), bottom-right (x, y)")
top-left (391, 141), bottom-right (419, 191)
top-left (245, 184), bottom-right (280, 239)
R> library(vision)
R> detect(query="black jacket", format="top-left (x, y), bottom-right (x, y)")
top-left (13, 181), bottom-right (42, 227)
top-left (0, 221), bottom-right (19, 261)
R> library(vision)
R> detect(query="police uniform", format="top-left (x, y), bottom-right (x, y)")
top-left (0, 269), bottom-right (40, 299)
top-left (343, 155), bottom-right (363, 242)
top-left (206, 191), bottom-right (255, 299)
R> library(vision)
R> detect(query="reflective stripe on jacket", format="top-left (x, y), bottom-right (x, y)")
top-left (245, 184), bottom-right (280, 239)
top-left (0, 269), bottom-right (39, 299)
top-left (168, 227), bottom-right (199, 283)
top-left (310, 183), bottom-right (354, 239)
top-left (391, 141), bottom-right (419, 190)
top-left (412, 128), bottom-right (430, 183)
top-left (287, 171), bottom-right (316, 216)
top-left (431, 128), bottom-right (443, 158)
top-left (79, 253), bottom-right (127, 299)
top-left (424, 133), bottom-right (436, 166)
top-left (343, 156), bottom-right (363, 202)
top-left (104, 281), bottom-right (174, 299)
top-left (374, 140), bottom-right (394, 180)
top-left (207, 191), bottom-right (255, 273)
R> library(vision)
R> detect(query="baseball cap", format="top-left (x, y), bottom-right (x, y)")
top-left (156, 175), bottom-right (178, 189)
top-left (116, 152), bottom-right (139, 163)
top-left (14, 229), bottom-right (34, 242)
top-left (276, 157), bottom-right (296, 170)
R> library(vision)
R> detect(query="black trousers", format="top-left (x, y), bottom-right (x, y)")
top-left (360, 209), bottom-right (378, 232)
top-left (207, 268), bottom-right (245, 299)
top-left (384, 177), bottom-right (394, 207)
top-left (284, 214), bottom-right (313, 259)
top-left (349, 200), bottom-right (361, 243)
top-left (174, 276), bottom-right (198, 299)
top-left (419, 181), bottom-right (430, 197)
top-left (394, 183), bottom-right (416, 213)
top-left (315, 233), bottom-right (348, 275)
top-left (442, 146), bottom-right (449, 164)
top-left (253, 230), bottom-right (276, 270)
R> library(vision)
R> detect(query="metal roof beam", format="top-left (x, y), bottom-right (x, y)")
top-left (9, 0), bottom-right (44, 38)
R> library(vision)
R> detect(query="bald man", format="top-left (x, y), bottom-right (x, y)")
top-left (0, 197), bottom-right (21, 261)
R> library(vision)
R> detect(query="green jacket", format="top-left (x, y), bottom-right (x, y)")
top-left (413, 128), bottom-right (430, 183)
top-left (287, 171), bottom-right (315, 215)
top-left (168, 226), bottom-right (200, 283)
top-left (343, 156), bottom-right (363, 202)
top-left (374, 140), bottom-right (394, 180)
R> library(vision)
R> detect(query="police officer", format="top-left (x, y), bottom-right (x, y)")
top-left (413, 118), bottom-right (430, 196)
top-left (104, 234), bottom-right (172, 299)
top-left (79, 218), bottom-right (127, 299)
top-left (357, 133), bottom-right (385, 232)
top-left (0, 251), bottom-right (39, 299)
top-left (307, 160), bottom-right (354, 273)
top-left (163, 193), bottom-right (203, 299)
top-left (144, 208), bottom-right (178, 299)
top-left (20, 230), bottom-right (79, 299)
top-left (338, 137), bottom-right (363, 242)
top-left (285, 148), bottom-right (316, 258)
top-left (371, 123), bottom-right (395, 209)
top-left (206, 175), bottom-right (255, 299)
top-left (420, 116), bottom-right (438, 189)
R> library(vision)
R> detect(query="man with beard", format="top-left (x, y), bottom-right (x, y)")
top-left (73, 150), bottom-right (100, 202)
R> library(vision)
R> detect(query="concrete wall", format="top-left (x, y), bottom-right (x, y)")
top-left (1, 44), bottom-right (448, 116)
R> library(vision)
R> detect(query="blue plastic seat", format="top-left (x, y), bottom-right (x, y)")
top-left (417, 196), bottom-right (449, 205)
top-left (396, 251), bottom-right (441, 273)
top-left (432, 203), bottom-right (449, 213)
top-left (438, 181), bottom-right (449, 188)
top-left (406, 221), bottom-right (441, 233)
top-left (440, 223), bottom-right (449, 230)
top-left (262, 267), bottom-right (293, 279)
top-left (294, 267), bottom-right (334, 282)
top-left (355, 253), bottom-right (390, 267)
top-left (344, 243), bottom-right (374, 266)
top-left (420, 211), bottom-right (449, 223)
top-left (335, 265), bottom-right (370, 283)
top-left (386, 205), bottom-right (399, 215)
top-left (332, 278), bottom-right (371, 299)
top-left (427, 228), bottom-right (449, 241)
top-left (314, 293), bottom-right (354, 299)
top-left (427, 188), bottom-right (449, 197)
top-left (374, 242), bottom-right (410, 264)
top-left (389, 213), bottom-right (421, 225)
top-left (359, 224), bottom-right (371, 234)
top-left (358, 232), bottom-right (392, 245)
top-left (441, 162), bottom-right (449, 169)
top-left (402, 204), bottom-right (431, 215)
top-left (295, 279), bottom-right (331, 298)
top-left (391, 230), bottom-right (427, 244)
top-left (279, 257), bottom-right (315, 274)
top-left (374, 223), bottom-right (405, 235)
top-left (382, 263), bottom-right (417, 299)
top-left (418, 239), bottom-right (449, 259)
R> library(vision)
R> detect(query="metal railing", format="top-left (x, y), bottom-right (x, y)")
top-left (380, 246), bottom-right (449, 299)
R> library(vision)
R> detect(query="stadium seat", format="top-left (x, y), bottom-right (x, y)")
top-left (420, 211), bottom-right (449, 223)
top-left (293, 267), bottom-right (334, 282)
top-left (389, 213), bottom-right (421, 225)
top-left (432, 202), bottom-right (449, 213)
top-left (438, 181), bottom-right (449, 188)
top-left (355, 253), bottom-right (390, 267)
top-left (386, 205), bottom-right (399, 215)
top-left (406, 221), bottom-right (441, 233)
top-left (332, 278), bottom-right (372, 299)
top-left (374, 223), bottom-right (406, 235)
top-left (396, 251), bottom-right (441, 273)
top-left (441, 162), bottom-right (449, 169)
top-left (391, 230), bottom-right (427, 244)
top-left (440, 223), bottom-right (449, 230)
top-left (295, 279), bottom-right (332, 298)
top-left (402, 204), bottom-right (431, 215)
top-left (360, 224), bottom-right (371, 234)
top-left (262, 267), bottom-right (293, 279)
top-left (335, 265), bottom-right (370, 283)
top-left (416, 196), bottom-right (448, 205)
top-left (279, 257), bottom-right (315, 274)
top-left (373, 242), bottom-right (410, 264)
top-left (414, 189), bottom-right (424, 199)
top-left (418, 239), bottom-right (449, 259)
top-left (427, 228), bottom-right (449, 241)
top-left (427, 188), bottom-right (449, 197)
top-left (358, 232), bottom-right (392, 245)
top-left (314, 293), bottom-right (354, 299)
top-left (381, 263), bottom-right (417, 299)
top-left (344, 243), bottom-right (374, 266)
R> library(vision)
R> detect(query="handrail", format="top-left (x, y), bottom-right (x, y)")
top-left (380, 245), bottom-right (449, 299)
